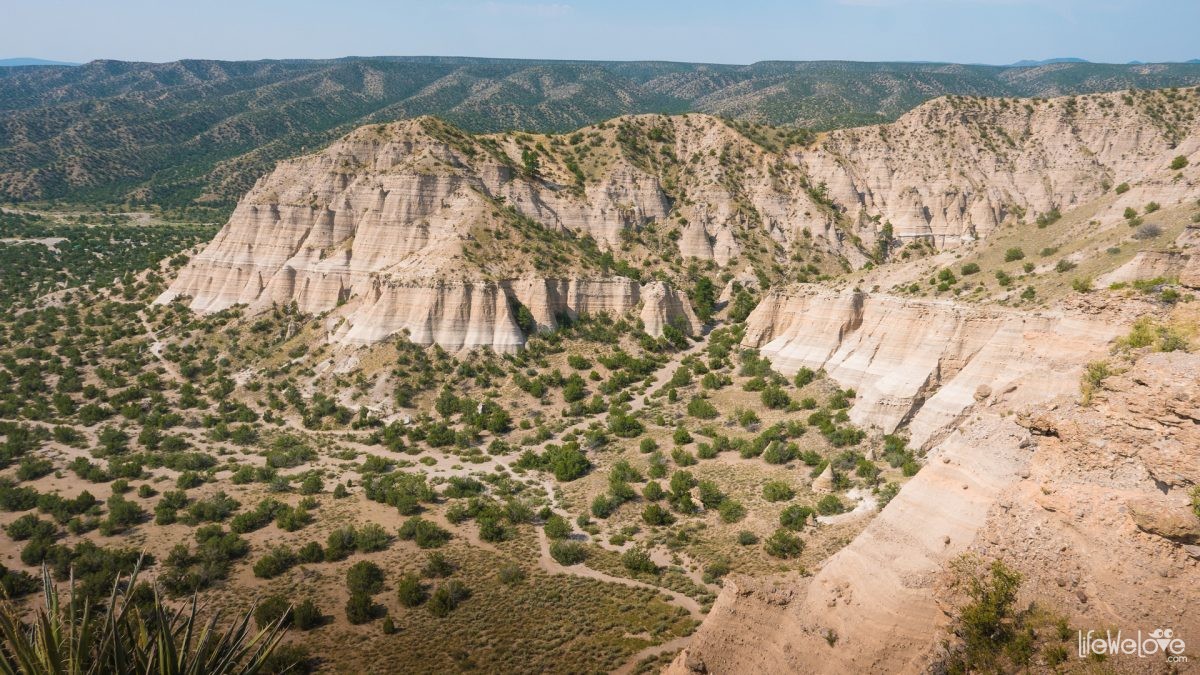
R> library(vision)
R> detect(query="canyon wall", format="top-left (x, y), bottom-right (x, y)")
top-left (742, 287), bottom-right (1121, 447)
top-left (160, 89), bottom-right (1199, 354)
top-left (802, 89), bottom-right (1200, 247)
top-left (669, 288), bottom-right (1136, 673)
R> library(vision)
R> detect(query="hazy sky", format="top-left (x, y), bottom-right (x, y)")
top-left (4, 0), bottom-right (1199, 65)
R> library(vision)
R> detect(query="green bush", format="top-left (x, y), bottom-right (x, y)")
top-left (621, 547), bottom-right (658, 574)
top-left (397, 573), bottom-right (427, 607)
top-left (549, 541), bottom-right (587, 565)
top-left (427, 580), bottom-right (471, 617)
top-left (779, 504), bottom-right (814, 531)
top-left (1003, 248), bottom-right (1024, 262)
top-left (764, 528), bottom-right (804, 559)
top-left (253, 547), bottom-right (297, 579)
top-left (718, 499), bottom-right (746, 523)
top-left (398, 517), bottom-right (451, 548)
top-left (816, 494), bottom-right (845, 516)
top-left (254, 595), bottom-right (292, 629)
top-left (686, 397), bottom-right (719, 419)
top-left (422, 552), bottom-right (455, 578)
top-left (346, 560), bottom-right (384, 595)
top-left (345, 592), bottom-right (377, 625)
top-left (761, 481), bottom-right (794, 502)
top-left (543, 514), bottom-right (571, 539)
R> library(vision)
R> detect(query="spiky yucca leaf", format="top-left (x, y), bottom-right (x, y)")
top-left (0, 561), bottom-right (289, 675)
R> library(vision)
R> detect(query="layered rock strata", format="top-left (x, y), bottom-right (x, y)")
top-left (669, 288), bottom-right (1136, 673)
top-left (742, 287), bottom-right (1121, 447)
top-left (803, 89), bottom-right (1200, 247)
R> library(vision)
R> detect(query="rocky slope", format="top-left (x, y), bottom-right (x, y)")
top-left (157, 113), bottom-right (844, 349)
top-left (671, 297), bottom-right (1200, 673)
top-left (742, 287), bottom-right (1124, 446)
top-left (803, 87), bottom-right (1200, 247)
top-left (161, 87), bottom-right (1200, 353)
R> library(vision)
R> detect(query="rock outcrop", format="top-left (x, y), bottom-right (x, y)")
top-left (673, 288), bottom-right (1178, 673)
top-left (967, 352), bottom-right (1200, 671)
top-left (743, 287), bottom-right (1121, 447)
top-left (161, 89), bottom-right (1200, 352)
top-left (802, 88), bottom-right (1200, 248)
top-left (1097, 224), bottom-right (1200, 289)
top-left (671, 414), bottom-right (1035, 674)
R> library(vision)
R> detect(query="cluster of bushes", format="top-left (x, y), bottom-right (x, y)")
top-left (159, 525), bottom-right (248, 596)
top-left (362, 471), bottom-right (435, 514)
top-left (515, 442), bottom-right (590, 481)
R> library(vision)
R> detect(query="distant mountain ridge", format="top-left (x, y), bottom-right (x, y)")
top-left (0, 58), bottom-right (80, 67)
top-left (1009, 57), bottom-right (1089, 66)
top-left (4, 56), bottom-right (1200, 208)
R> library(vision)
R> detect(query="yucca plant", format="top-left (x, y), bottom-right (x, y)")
top-left (0, 560), bottom-right (290, 675)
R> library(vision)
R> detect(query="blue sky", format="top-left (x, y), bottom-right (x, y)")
top-left (4, 0), bottom-right (1199, 65)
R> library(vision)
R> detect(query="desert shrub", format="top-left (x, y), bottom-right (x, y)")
top-left (298, 541), bottom-right (324, 563)
top-left (761, 481), bottom-right (794, 502)
top-left (6, 514), bottom-right (58, 541)
top-left (960, 262), bottom-right (980, 275)
top-left (324, 527), bottom-right (357, 561)
top-left (498, 564), bottom-right (526, 585)
top-left (421, 552), bottom-right (455, 578)
top-left (549, 541), bottom-right (587, 565)
top-left (255, 595), bottom-right (292, 629)
top-left (253, 547), bottom-right (297, 579)
top-left (877, 482), bottom-right (901, 508)
top-left (543, 514), bottom-right (571, 539)
top-left (159, 526), bottom-right (248, 597)
top-left (621, 547), bottom-right (658, 574)
top-left (354, 523), bottom-right (390, 552)
top-left (344, 592), bottom-right (377, 625)
top-left (346, 560), bottom-right (384, 595)
top-left (718, 499), bottom-right (746, 523)
top-left (1080, 360), bottom-right (1110, 405)
top-left (943, 558), bottom-right (1025, 672)
top-left (398, 516), bottom-right (451, 548)
top-left (273, 506), bottom-right (312, 532)
top-left (779, 504), bottom-right (814, 531)
top-left (760, 386), bottom-right (790, 410)
top-left (396, 573), bottom-right (427, 607)
top-left (1003, 248), bottom-right (1024, 262)
top-left (253, 542), bottom-right (297, 581)
top-left (686, 397), bottom-right (719, 419)
top-left (288, 595), bottom-right (321, 629)
top-left (1132, 223), bottom-right (1162, 240)
top-left (764, 528), bottom-right (804, 559)
top-left (816, 494), bottom-right (845, 516)
top-left (427, 580), bottom-right (470, 617)
top-left (737, 531), bottom-right (759, 545)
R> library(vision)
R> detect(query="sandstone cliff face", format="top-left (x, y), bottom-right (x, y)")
top-left (973, 352), bottom-right (1200, 672)
top-left (671, 288), bottom-right (1145, 674)
top-left (161, 89), bottom-right (1199, 354)
top-left (671, 414), bottom-right (1035, 674)
top-left (1097, 224), bottom-right (1200, 288)
top-left (323, 276), bottom-right (699, 352)
top-left (802, 88), bottom-right (1200, 248)
top-left (743, 287), bottom-right (1121, 447)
